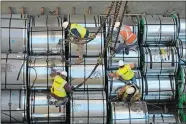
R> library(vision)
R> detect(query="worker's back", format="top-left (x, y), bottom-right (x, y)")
top-left (117, 64), bottom-right (134, 80)
top-left (51, 75), bottom-right (67, 98)
top-left (70, 23), bottom-right (88, 38)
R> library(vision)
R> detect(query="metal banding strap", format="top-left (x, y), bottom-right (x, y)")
top-left (171, 48), bottom-right (175, 67)
top-left (161, 113), bottom-right (164, 123)
top-left (144, 76), bottom-right (148, 95)
top-left (8, 14), bottom-right (12, 53)
top-left (5, 53), bottom-right (9, 89)
top-left (152, 114), bottom-right (155, 123)
top-left (158, 75), bottom-right (160, 102)
top-left (169, 75), bottom-right (174, 98)
top-left (94, 16), bottom-right (97, 27)
top-left (158, 16), bottom-right (161, 44)
top-left (128, 103), bottom-right (131, 124)
top-left (159, 46), bottom-right (163, 74)
top-left (147, 47), bottom-right (152, 69)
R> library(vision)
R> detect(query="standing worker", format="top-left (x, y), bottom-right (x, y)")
top-left (62, 21), bottom-right (95, 64)
top-left (50, 70), bottom-right (73, 107)
top-left (110, 22), bottom-right (137, 55)
top-left (108, 60), bottom-right (137, 85)
top-left (117, 84), bottom-right (141, 102)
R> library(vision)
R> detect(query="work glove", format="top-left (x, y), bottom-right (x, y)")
top-left (71, 86), bottom-right (75, 91)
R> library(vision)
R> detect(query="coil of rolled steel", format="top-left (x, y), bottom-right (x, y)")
top-left (141, 15), bottom-right (178, 45)
top-left (178, 66), bottom-right (186, 122)
top-left (28, 15), bottom-right (64, 55)
top-left (111, 101), bottom-right (148, 124)
top-left (142, 46), bottom-right (179, 75)
top-left (69, 58), bottom-right (105, 90)
top-left (1, 89), bottom-right (26, 123)
top-left (28, 55), bottom-right (65, 88)
top-left (30, 89), bottom-right (66, 123)
top-left (108, 70), bottom-right (142, 97)
top-left (70, 91), bottom-right (107, 124)
top-left (107, 45), bottom-right (140, 69)
top-left (148, 114), bottom-right (179, 123)
top-left (1, 53), bottom-right (27, 89)
top-left (67, 15), bottom-right (103, 56)
top-left (1, 14), bottom-right (28, 53)
top-left (176, 39), bottom-right (186, 62)
top-left (142, 75), bottom-right (176, 101)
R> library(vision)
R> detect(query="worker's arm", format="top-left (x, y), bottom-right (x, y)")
top-left (64, 83), bottom-right (73, 94)
top-left (108, 71), bottom-right (120, 78)
top-left (129, 63), bottom-right (135, 69)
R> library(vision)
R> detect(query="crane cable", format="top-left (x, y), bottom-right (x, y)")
top-left (73, 1), bottom-right (124, 90)
top-left (61, 1), bottom-right (116, 45)
top-left (109, 1), bottom-right (128, 61)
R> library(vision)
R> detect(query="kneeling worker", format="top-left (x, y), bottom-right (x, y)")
top-left (108, 60), bottom-right (137, 85)
top-left (50, 70), bottom-right (73, 107)
top-left (117, 84), bottom-right (141, 102)
top-left (62, 21), bottom-right (95, 64)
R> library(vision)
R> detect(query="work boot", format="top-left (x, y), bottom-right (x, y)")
top-left (125, 48), bottom-right (129, 55)
top-left (75, 58), bottom-right (83, 64)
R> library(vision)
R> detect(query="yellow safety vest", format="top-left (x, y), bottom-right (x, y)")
top-left (50, 75), bottom-right (67, 98)
top-left (117, 64), bottom-right (134, 80)
top-left (70, 23), bottom-right (87, 38)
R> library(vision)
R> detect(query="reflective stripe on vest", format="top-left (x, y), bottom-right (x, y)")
top-left (120, 26), bottom-right (137, 45)
top-left (70, 23), bottom-right (87, 38)
top-left (51, 75), bottom-right (67, 97)
top-left (117, 64), bottom-right (134, 80)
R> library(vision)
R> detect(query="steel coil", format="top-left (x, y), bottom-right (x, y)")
top-left (30, 90), bottom-right (66, 123)
top-left (29, 15), bottom-right (64, 54)
top-left (111, 101), bottom-right (148, 124)
top-left (142, 75), bottom-right (176, 101)
top-left (176, 39), bottom-right (186, 62)
top-left (1, 14), bottom-right (28, 53)
top-left (107, 45), bottom-right (140, 69)
top-left (1, 53), bottom-right (26, 89)
top-left (143, 46), bottom-right (179, 75)
top-left (141, 15), bottom-right (178, 45)
top-left (1, 89), bottom-right (26, 123)
top-left (69, 58), bottom-right (105, 89)
top-left (70, 91), bottom-right (107, 124)
top-left (28, 56), bottom-right (65, 88)
top-left (67, 15), bottom-right (103, 56)
top-left (148, 114), bottom-right (178, 123)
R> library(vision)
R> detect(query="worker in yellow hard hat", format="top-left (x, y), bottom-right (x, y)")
top-left (108, 60), bottom-right (137, 85)
top-left (62, 21), bottom-right (95, 64)
top-left (50, 70), bottom-right (73, 107)
top-left (117, 83), bottom-right (141, 102)
top-left (110, 22), bottom-right (137, 55)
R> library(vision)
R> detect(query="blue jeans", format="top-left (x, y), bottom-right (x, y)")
top-left (119, 76), bottom-right (137, 85)
top-left (115, 42), bottom-right (137, 54)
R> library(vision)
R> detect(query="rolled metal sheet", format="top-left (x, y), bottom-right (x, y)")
top-left (141, 15), bottom-right (177, 45)
top-left (142, 46), bottom-right (179, 75)
top-left (176, 39), bottom-right (186, 61)
top-left (29, 15), bottom-right (63, 27)
top-left (69, 58), bottom-right (105, 89)
top-left (1, 53), bottom-right (26, 89)
top-left (30, 90), bottom-right (66, 123)
top-left (28, 55), bottom-right (65, 88)
top-left (70, 91), bottom-right (107, 124)
top-left (1, 14), bottom-right (27, 53)
top-left (1, 89), bottom-right (26, 123)
top-left (107, 45), bottom-right (140, 69)
top-left (111, 101), bottom-right (148, 124)
top-left (29, 27), bottom-right (65, 54)
top-left (142, 75), bottom-right (176, 101)
top-left (67, 15), bottom-right (103, 56)
top-left (178, 18), bottom-right (186, 42)
top-left (108, 70), bottom-right (142, 96)
top-left (148, 114), bottom-right (178, 123)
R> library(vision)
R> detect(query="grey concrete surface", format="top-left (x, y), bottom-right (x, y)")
top-left (1, 1), bottom-right (186, 17)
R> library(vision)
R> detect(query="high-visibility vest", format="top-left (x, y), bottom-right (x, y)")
top-left (120, 26), bottom-right (137, 45)
top-left (51, 75), bottom-right (67, 98)
top-left (70, 23), bottom-right (87, 38)
top-left (117, 64), bottom-right (134, 80)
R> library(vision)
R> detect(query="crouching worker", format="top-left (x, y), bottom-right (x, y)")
top-left (117, 84), bottom-right (141, 102)
top-left (108, 60), bottom-right (137, 85)
top-left (50, 70), bottom-right (73, 107)
top-left (62, 21), bottom-right (95, 64)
